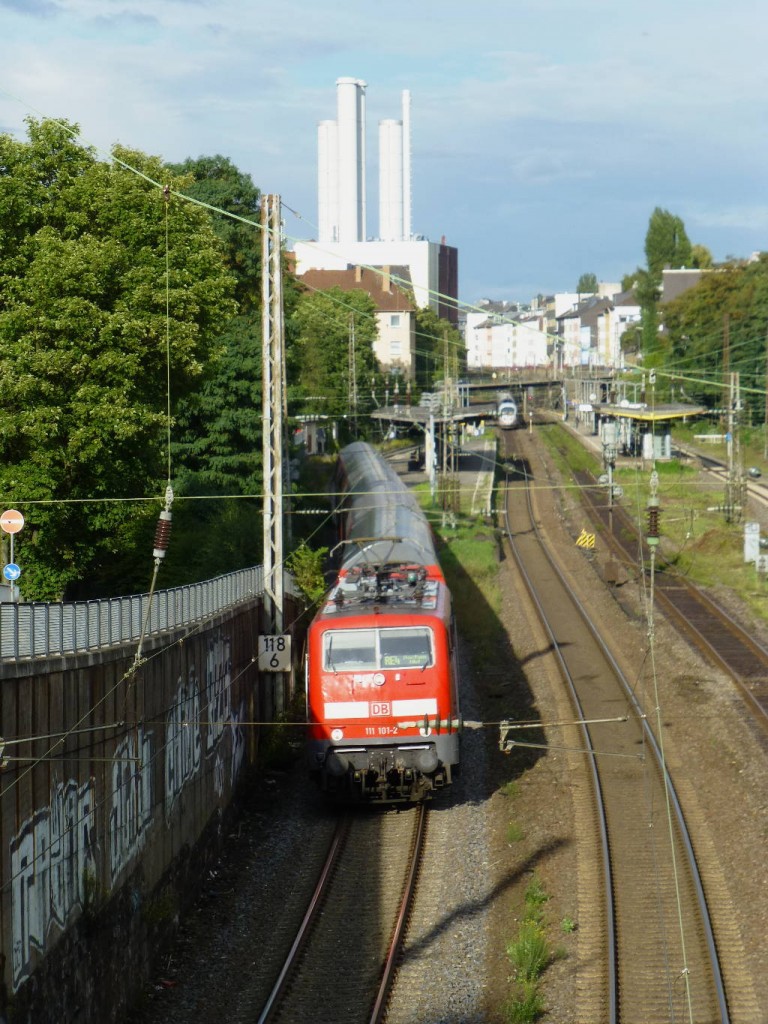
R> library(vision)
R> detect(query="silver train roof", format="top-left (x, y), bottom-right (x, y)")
top-left (335, 442), bottom-right (437, 571)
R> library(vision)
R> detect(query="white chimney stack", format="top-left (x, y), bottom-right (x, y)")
top-left (318, 80), bottom-right (412, 244)
top-left (335, 77), bottom-right (366, 244)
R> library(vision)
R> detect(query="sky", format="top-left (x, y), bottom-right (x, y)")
top-left (1, 0), bottom-right (767, 307)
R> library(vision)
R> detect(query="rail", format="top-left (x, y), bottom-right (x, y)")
top-left (0, 565), bottom-right (295, 661)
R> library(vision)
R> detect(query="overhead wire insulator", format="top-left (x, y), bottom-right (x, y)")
top-left (646, 498), bottom-right (660, 546)
top-left (153, 510), bottom-right (172, 559)
top-left (646, 469), bottom-right (661, 547)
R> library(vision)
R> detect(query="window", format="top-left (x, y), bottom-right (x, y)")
top-left (390, 314), bottom-right (401, 327)
top-left (324, 629), bottom-right (377, 671)
top-left (323, 627), bottom-right (433, 671)
top-left (379, 627), bottom-right (433, 668)
top-left (390, 340), bottom-right (402, 356)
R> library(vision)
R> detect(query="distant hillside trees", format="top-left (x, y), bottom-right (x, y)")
top-left (0, 119), bottom-right (237, 600)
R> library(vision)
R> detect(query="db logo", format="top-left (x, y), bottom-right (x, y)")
top-left (371, 702), bottom-right (391, 717)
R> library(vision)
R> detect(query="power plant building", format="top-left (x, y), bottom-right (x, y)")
top-left (318, 77), bottom-right (367, 245)
top-left (294, 78), bottom-right (458, 325)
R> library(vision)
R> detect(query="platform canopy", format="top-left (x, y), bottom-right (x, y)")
top-left (371, 403), bottom-right (497, 426)
top-left (598, 402), bottom-right (706, 423)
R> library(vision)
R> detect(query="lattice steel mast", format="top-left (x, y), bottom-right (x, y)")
top-left (261, 194), bottom-right (285, 632)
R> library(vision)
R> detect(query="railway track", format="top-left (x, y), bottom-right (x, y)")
top-left (569, 467), bottom-right (768, 734)
top-left (501, 427), bottom-right (734, 1023)
top-left (257, 804), bottom-right (427, 1024)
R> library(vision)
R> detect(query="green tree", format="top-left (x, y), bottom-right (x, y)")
top-left (414, 306), bottom-right (465, 387)
top-left (168, 154), bottom-right (261, 311)
top-left (162, 159), bottom-right (309, 585)
top-left (576, 272), bottom-right (599, 294)
top-left (691, 243), bottom-right (714, 269)
top-left (0, 118), bottom-right (237, 600)
top-left (663, 255), bottom-right (768, 419)
top-left (168, 156), bottom-right (263, 497)
top-left (621, 269), bottom-right (642, 292)
top-left (645, 207), bottom-right (692, 277)
top-left (286, 544), bottom-right (329, 604)
top-left (637, 208), bottom-right (693, 358)
top-left (288, 286), bottom-right (379, 433)
top-left (159, 156), bottom-right (290, 586)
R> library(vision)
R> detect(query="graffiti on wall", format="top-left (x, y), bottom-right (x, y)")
top-left (205, 634), bottom-right (231, 753)
top-left (109, 727), bottom-right (153, 885)
top-left (230, 703), bottom-right (246, 787)
top-left (7, 629), bottom-right (250, 990)
top-left (10, 778), bottom-right (96, 989)
top-left (203, 634), bottom-right (246, 796)
top-left (165, 666), bottom-right (202, 818)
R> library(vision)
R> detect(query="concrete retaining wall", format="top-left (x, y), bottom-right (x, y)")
top-left (0, 594), bottom-right (301, 1023)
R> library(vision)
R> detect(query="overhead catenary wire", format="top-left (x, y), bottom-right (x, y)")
top-left (2, 95), bottom-right (547, 363)
top-left (2, 97), bottom-right (759, 950)
top-left (5, 90), bottom-right (768, 388)
top-left (2, 98), bottom-right (763, 519)
top-left (639, 470), bottom-right (698, 1024)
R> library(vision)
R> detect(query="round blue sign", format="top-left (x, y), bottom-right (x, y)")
top-left (3, 563), bottom-right (21, 581)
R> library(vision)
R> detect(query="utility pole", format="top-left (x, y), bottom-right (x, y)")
top-left (348, 314), bottom-right (358, 438)
top-left (261, 194), bottom-right (285, 635)
top-left (733, 373), bottom-right (746, 521)
top-left (724, 371), bottom-right (745, 524)
top-left (725, 370), bottom-right (733, 522)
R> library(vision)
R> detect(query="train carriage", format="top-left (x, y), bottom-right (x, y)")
top-left (306, 442), bottom-right (461, 802)
top-left (497, 392), bottom-right (519, 429)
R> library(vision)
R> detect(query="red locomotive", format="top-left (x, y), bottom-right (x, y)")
top-left (306, 442), bottom-right (461, 802)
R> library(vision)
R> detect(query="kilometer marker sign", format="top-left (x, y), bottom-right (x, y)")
top-left (258, 635), bottom-right (292, 671)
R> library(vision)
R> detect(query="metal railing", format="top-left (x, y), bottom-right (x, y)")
top-left (0, 566), bottom-right (290, 661)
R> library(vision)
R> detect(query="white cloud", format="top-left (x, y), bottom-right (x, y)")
top-left (1, 0), bottom-right (767, 298)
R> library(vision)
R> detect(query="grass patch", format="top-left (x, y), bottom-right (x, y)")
top-left (507, 920), bottom-right (551, 981)
top-left (523, 875), bottom-right (550, 922)
top-left (507, 821), bottom-right (525, 843)
top-left (419, 498), bottom-right (507, 672)
top-left (674, 420), bottom-right (768, 476)
top-left (612, 458), bottom-right (768, 622)
top-left (537, 421), bottom-right (602, 476)
top-left (504, 980), bottom-right (546, 1024)
top-left (413, 463), bottom-right (560, 1021)
top-left (538, 422), bottom-right (768, 627)
top-left (501, 780), bottom-right (520, 799)
top-left (504, 926), bottom-right (549, 1021)
top-left (503, 874), bottom-right (558, 1022)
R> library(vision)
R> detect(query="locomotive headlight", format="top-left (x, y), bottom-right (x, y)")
top-left (331, 728), bottom-right (344, 742)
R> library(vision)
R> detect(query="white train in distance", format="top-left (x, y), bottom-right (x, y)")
top-left (496, 392), bottom-right (520, 430)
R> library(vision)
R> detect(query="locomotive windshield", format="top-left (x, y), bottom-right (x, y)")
top-left (324, 626), bottom-right (433, 671)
